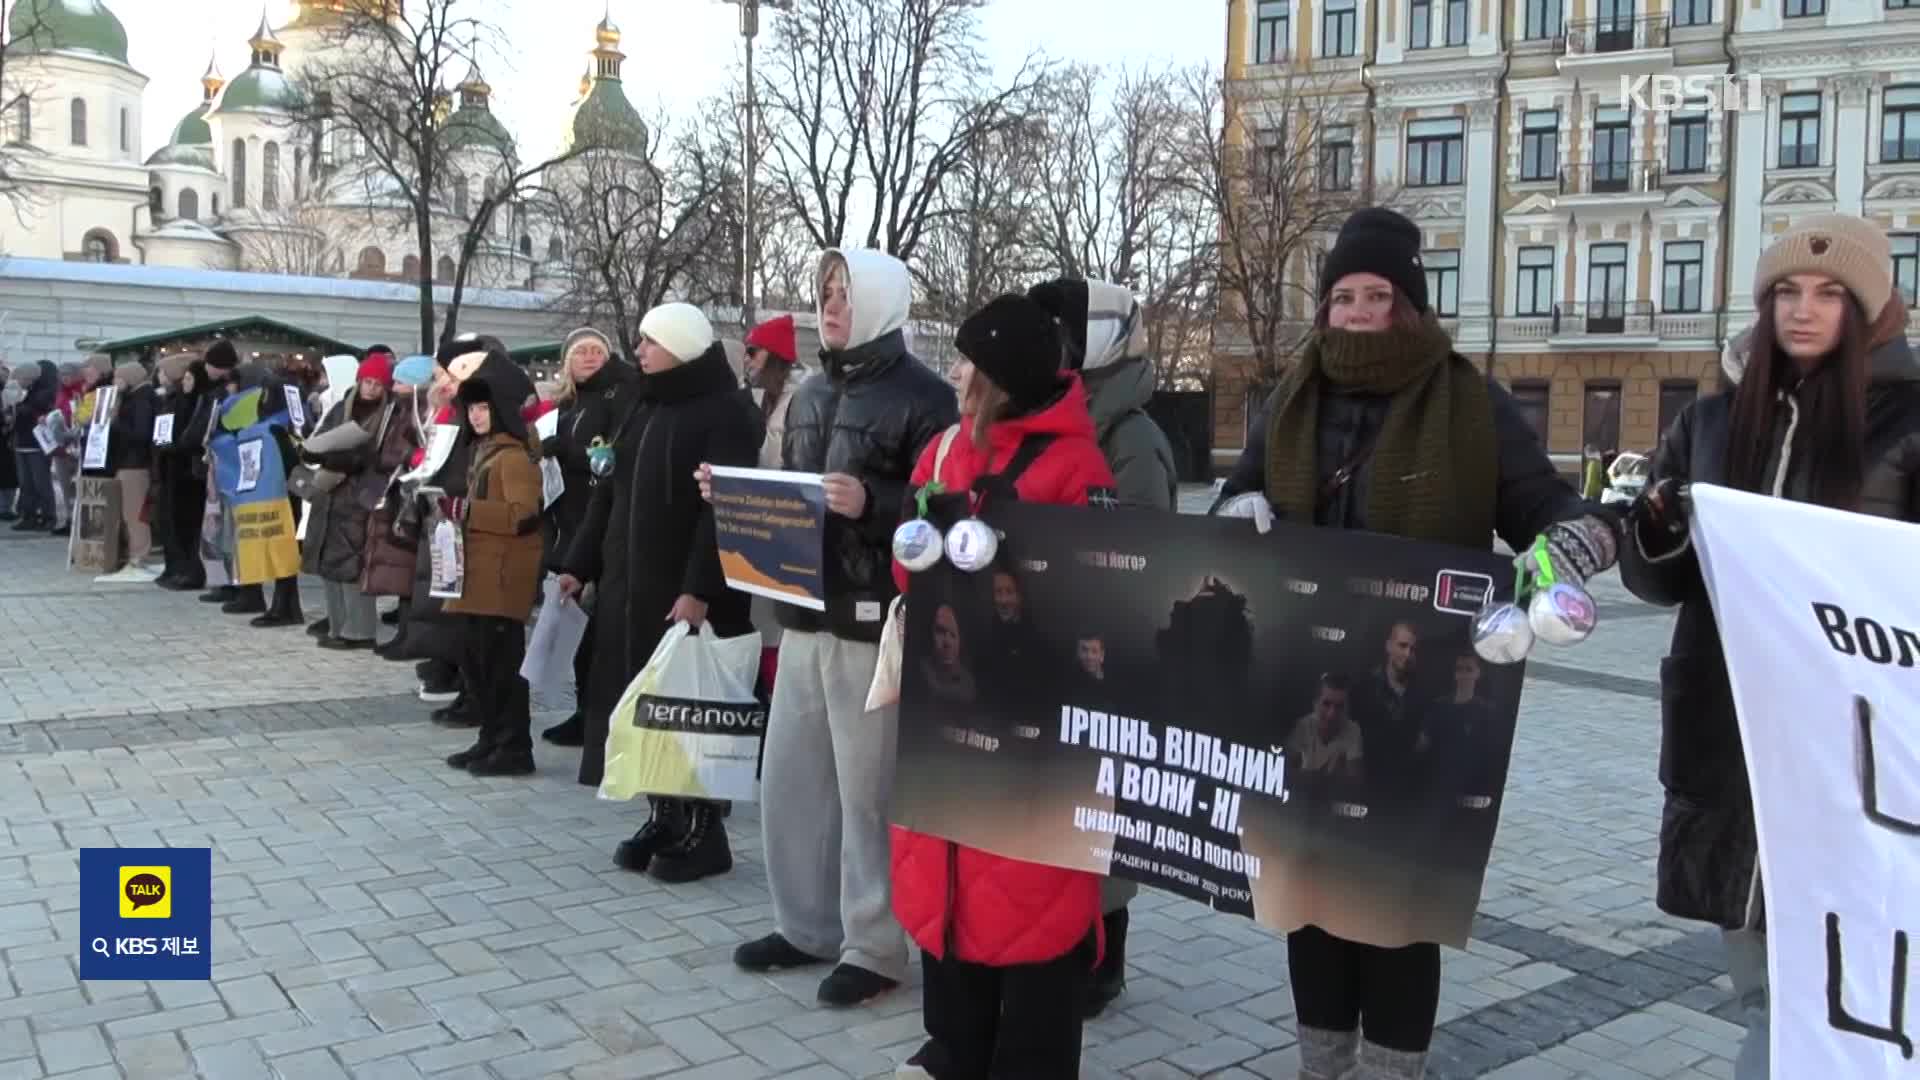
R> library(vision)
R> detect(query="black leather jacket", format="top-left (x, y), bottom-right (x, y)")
top-left (778, 328), bottom-right (958, 642)
top-left (1620, 332), bottom-right (1920, 930)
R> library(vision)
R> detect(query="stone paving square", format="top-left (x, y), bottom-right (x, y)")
top-left (0, 511), bottom-right (1745, 1078)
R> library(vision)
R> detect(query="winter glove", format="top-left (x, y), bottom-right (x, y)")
top-left (1632, 478), bottom-right (1692, 547)
top-left (1519, 513), bottom-right (1620, 588)
top-left (1214, 491), bottom-right (1275, 535)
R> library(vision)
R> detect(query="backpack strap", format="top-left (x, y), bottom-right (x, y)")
top-left (995, 433), bottom-right (1058, 489)
top-left (931, 424), bottom-right (960, 478)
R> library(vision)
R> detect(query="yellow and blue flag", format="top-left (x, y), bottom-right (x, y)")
top-left (210, 389), bottom-right (300, 585)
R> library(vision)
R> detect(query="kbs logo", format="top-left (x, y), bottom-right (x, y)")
top-left (119, 866), bottom-right (171, 919)
top-left (1433, 570), bottom-right (1494, 616)
top-left (1620, 74), bottom-right (1765, 113)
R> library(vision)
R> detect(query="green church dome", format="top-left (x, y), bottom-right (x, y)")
top-left (567, 78), bottom-right (647, 155)
top-left (168, 103), bottom-right (213, 147)
top-left (8, 0), bottom-right (130, 64)
top-left (216, 66), bottom-right (295, 114)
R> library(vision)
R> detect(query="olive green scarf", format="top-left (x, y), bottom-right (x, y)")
top-left (1263, 315), bottom-right (1498, 549)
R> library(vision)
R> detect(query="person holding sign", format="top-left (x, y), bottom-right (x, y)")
top-left (1621, 214), bottom-right (1920, 1080)
top-left (706, 249), bottom-right (957, 1009)
top-left (536, 327), bottom-right (637, 755)
top-left (93, 362), bottom-right (160, 582)
top-left (152, 355), bottom-right (211, 592)
top-left (299, 353), bottom-right (405, 651)
top-left (441, 360), bottom-right (546, 777)
top-left (1215, 207), bottom-right (1620, 1080)
top-left (556, 304), bottom-right (762, 879)
top-left (6, 361), bottom-right (59, 533)
top-left (888, 294), bottom-right (1117, 1079)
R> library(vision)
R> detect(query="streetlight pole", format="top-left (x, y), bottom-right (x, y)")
top-left (726, 0), bottom-right (788, 334)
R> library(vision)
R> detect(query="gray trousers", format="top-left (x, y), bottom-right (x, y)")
top-left (1724, 928), bottom-right (1768, 1079)
top-left (759, 629), bottom-right (907, 980)
top-left (323, 579), bottom-right (377, 642)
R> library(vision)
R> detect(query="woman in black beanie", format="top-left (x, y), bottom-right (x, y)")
top-left (1214, 207), bottom-right (1623, 1080)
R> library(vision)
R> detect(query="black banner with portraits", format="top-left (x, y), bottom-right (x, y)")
top-left (891, 502), bottom-right (1526, 949)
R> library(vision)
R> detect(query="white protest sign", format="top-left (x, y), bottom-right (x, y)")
top-left (1691, 483), bottom-right (1920, 1075)
top-left (152, 414), bottom-right (175, 447)
top-left (399, 424), bottom-right (458, 484)
top-left (237, 439), bottom-right (263, 493)
top-left (284, 385), bottom-right (308, 432)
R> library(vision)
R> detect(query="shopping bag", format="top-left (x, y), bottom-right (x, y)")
top-left (865, 594), bottom-right (907, 712)
top-left (599, 621), bottom-right (768, 803)
top-left (520, 577), bottom-right (590, 697)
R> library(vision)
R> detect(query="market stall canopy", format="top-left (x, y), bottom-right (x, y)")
top-left (99, 315), bottom-right (362, 360)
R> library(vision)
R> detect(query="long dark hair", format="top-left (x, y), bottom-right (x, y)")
top-left (1725, 289), bottom-right (1871, 509)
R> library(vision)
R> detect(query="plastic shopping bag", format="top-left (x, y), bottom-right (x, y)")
top-left (599, 621), bottom-right (768, 803)
top-left (864, 595), bottom-right (906, 712)
top-left (520, 577), bottom-right (590, 697)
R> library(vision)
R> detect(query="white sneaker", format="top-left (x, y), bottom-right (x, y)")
top-left (95, 565), bottom-right (159, 584)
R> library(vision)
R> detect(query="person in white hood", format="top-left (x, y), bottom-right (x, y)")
top-left (701, 248), bottom-right (958, 1008)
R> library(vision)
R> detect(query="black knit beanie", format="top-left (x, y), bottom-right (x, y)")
top-left (1026, 278), bottom-right (1090, 370)
top-left (203, 339), bottom-right (239, 372)
top-left (956, 294), bottom-right (1065, 411)
top-left (1318, 207), bottom-right (1430, 314)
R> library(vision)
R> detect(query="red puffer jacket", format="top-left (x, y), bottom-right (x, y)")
top-left (889, 374), bottom-right (1116, 967)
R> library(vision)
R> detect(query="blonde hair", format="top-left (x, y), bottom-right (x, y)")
top-left (549, 366), bottom-right (577, 407)
top-left (963, 373), bottom-right (1010, 451)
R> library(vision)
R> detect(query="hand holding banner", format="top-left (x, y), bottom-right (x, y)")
top-left (708, 467), bottom-right (827, 611)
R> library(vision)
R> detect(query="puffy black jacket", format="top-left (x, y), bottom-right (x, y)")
top-left (542, 360), bottom-right (638, 573)
top-left (12, 362), bottom-right (57, 452)
top-left (1619, 330), bottom-right (1920, 930)
top-left (778, 328), bottom-right (958, 642)
top-left (109, 384), bottom-right (160, 471)
top-left (1217, 364), bottom-right (1585, 547)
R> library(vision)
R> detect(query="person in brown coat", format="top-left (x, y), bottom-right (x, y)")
top-left (443, 364), bottom-right (545, 777)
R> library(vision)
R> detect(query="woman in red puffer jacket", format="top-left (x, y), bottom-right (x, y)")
top-left (890, 293), bottom-right (1116, 1080)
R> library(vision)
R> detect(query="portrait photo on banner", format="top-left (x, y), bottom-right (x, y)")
top-left (893, 501), bottom-right (1526, 949)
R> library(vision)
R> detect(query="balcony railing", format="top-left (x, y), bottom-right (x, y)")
top-left (1558, 160), bottom-right (1661, 196)
top-left (1559, 14), bottom-right (1670, 55)
top-left (1554, 300), bottom-right (1655, 335)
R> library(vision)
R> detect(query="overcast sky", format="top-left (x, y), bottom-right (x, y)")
top-left (120, 1), bottom-right (1227, 156)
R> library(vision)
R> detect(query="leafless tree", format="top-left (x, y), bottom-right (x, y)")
top-left (757, 0), bottom-right (1045, 264)
top-left (754, 207), bottom-right (819, 315)
top-left (233, 195), bottom-right (338, 277)
top-left (1171, 64), bottom-right (1381, 399)
top-left (285, 0), bottom-right (593, 352)
top-left (913, 113), bottom-right (1047, 328)
top-left (1, 0), bottom-right (53, 223)
top-left (545, 99), bottom-right (743, 357)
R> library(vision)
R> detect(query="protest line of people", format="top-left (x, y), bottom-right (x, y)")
top-left (7, 204), bottom-right (1901, 1080)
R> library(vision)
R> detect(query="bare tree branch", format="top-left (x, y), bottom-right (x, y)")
top-left (1, 0), bottom-right (55, 225)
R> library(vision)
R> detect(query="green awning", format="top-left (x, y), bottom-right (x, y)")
top-left (98, 315), bottom-right (362, 358)
top-left (509, 341), bottom-right (565, 364)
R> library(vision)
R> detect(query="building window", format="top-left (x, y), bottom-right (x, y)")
top-left (452, 171), bottom-right (469, 218)
top-left (263, 143), bottom-right (280, 211)
top-left (1893, 0), bottom-right (1919, 9)
top-left (1406, 117), bottom-right (1464, 186)
top-left (212, 192), bottom-right (221, 216)
top-left (1662, 240), bottom-right (1705, 313)
top-left (1521, 109), bottom-right (1558, 181)
top-left (1323, 0), bottom-right (1357, 56)
top-left (13, 99), bottom-right (29, 143)
top-left (1671, 0), bottom-right (1713, 24)
top-left (436, 255), bottom-right (456, 282)
top-left (1883, 86), bottom-right (1920, 164)
top-left (1516, 245), bottom-right (1555, 316)
top-left (1523, 0), bottom-right (1562, 38)
top-left (294, 148), bottom-right (305, 197)
top-left (519, 234), bottom-right (533, 257)
top-left (231, 139), bottom-right (248, 208)
top-left (80, 229), bottom-right (115, 263)
top-left (147, 186), bottom-right (162, 218)
top-left (1779, 92), bottom-right (1821, 167)
top-left (1784, 0), bottom-right (1823, 15)
top-left (1424, 250), bottom-right (1461, 317)
top-left (1254, 0), bottom-right (1290, 62)
top-left (1668, 107), bottom-right (1709, 173)
top-left (1658, 381), bottom-right (1697, 437)
top-left (1320, 124), bottom-right (1354, 191)
top-left (70, 98), bottom-right (86, 146)
top-left (1445, 0), bottom-right (1468, 44)
top-left (119, 108), bottom-right (129, 152)
top-left (1893, 234), bottom-right (1918, 304)
top-left (1591, 106), bottom-right (1632, 191)
top-left (356, 247), bottom-right (386, 276)
top-left (1510, 381), bottom-right (1551, 444)
top-left (401, 254), bottom-right (420, 279)
top-left (1410, 0), bottom-right (1432, 48)
top-left (179, 189), bottom-right (199, 221)
top-left (547, 237), bottom-right (564, 261)
top-left (1582, 381), bottom-right (1623, 453)
top-left (1587, 242), bottom-right (1629, 330)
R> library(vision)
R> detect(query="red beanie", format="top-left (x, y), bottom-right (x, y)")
top-left (745, 314), bottom-right (798, 365)
top-left (357, 354), bottom-right (393, 385)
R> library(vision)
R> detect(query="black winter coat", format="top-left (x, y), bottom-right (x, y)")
top-left (12, 362), bottom-right (57, 452)
top-left (542, 360), bottom-right (639, 574)
top-left (109, 384), bottom-right (160, 471)
top-left (562, 343), bottom-right (764, 785)
top-left (1619, 332), bottom-right (1920, 930)
top-left (776, 329), bottom-right (958, 643)
top-left (1217, 369), bottom-right (1586, 545)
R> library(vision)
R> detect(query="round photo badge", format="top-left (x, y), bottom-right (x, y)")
top-left (892, 518), bottom-right (944, 573)
top-left (944, 519), bottom-right (999, 573)
top-left (586, 437), bottom-right (614, 478)
top-left (1471, 564), bottom-right (1536, 665)
top-left (1529, 581), bottom-right (1598, 646)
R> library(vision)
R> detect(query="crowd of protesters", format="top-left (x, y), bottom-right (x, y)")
top-left (1, 205), bottom-right (1892, 1080)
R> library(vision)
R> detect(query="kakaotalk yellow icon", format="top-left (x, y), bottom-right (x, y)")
top-left (119, 866), bottom-right (171, 919)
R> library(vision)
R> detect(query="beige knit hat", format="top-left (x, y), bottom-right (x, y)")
top-left (113, 361), bottom-right (150, 388)
top-left (1753, 214), bottom-right (1895, 320)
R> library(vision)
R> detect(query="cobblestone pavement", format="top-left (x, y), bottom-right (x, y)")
top-left (0, 506), bottom-right (1751, 1079)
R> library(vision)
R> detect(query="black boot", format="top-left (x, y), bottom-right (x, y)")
top-left (250, 577), bottom-right (303, 628)
top-left (222, 586), bottom-right (266, 615)
top-left (432, 694), bottom-right (478, 728)
top-left (306, 618), bottom-right (332, 638)
top-left (445, 733), bottom-right (495, 770)
top-left (648, 800), bottom-right (733, 884)
top-left (542, 713), bottom-right (585, 746)
top-left (200, 584), bottom-right (238, 604)
top-left (1083, 906), bottom-right (1129, 1018)
top-left (613, 800), bottom-right (682, 873)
